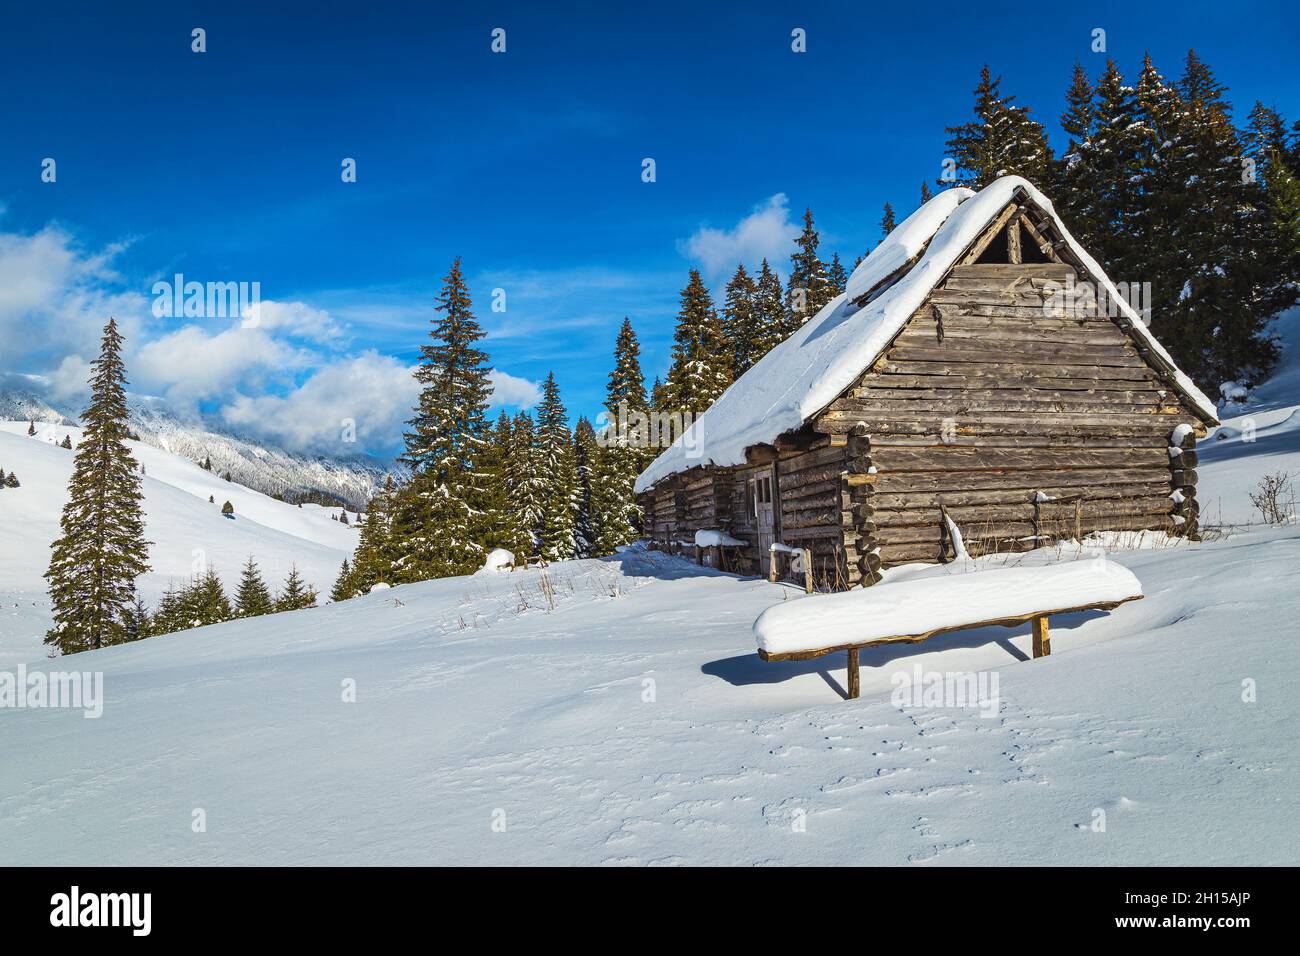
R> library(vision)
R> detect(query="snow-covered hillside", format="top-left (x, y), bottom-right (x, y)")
top-left (0, 420), bottom-right (357, 667)
top-left (0, 535), bottom-right (1295, 865)
top-left (0, 388), bottom-right (392, 510)
top-left (129, 400), bottom-right (391, 511)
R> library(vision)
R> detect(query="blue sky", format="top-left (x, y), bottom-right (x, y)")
top-left (1, 1), bottom-right (1297, 458)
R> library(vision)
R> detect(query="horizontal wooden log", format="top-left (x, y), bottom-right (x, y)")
top-left (870, 481), bottom-right (1172, 512)
top-left (848, 385), bottom-right (1174, 405)
top-left (875, 359), bottom-right (1157, 383)
top-left (873, 498), bottom-right (1172, 531)
top-left (876, 445), bottom-right (1170, 472)
top-left (876, 513), bottom-right (1178, 556)
top-left (868, 372), bottom-right (1159, 392)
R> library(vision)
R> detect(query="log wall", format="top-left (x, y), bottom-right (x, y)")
top-left (815, 262), bottom-right (1203, 566)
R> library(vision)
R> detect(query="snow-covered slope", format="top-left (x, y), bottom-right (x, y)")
top-left (1198, 305), bottom-right (1300, 526)
top-left (0, 535), bottom-right (1295, 865)
top-left (0, 387), bottom-right (72, 426)
top-left (0, 387), bottom-right (392, 510)
top-left (0, 421), bottom-right (357, 667)
top-left (128, 400), bottom-right (391, 511)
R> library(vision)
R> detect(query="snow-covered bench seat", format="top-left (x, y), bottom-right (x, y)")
top-left (753, 561), bottom-right (1143, 699)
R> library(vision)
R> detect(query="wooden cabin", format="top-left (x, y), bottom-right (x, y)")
top-left (635, 177), bottom-right (1219, 589)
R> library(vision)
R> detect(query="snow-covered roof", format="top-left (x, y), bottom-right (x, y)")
top-left (636, 176), bottom-right (1218, 494)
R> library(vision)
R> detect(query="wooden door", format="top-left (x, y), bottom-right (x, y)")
top-left (750, 469), bottom-right (776, 575)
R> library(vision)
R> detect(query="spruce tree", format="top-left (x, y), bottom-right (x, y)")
top-left (234, 555), bottom-right (273, 617)
top-left (122, 595), bottom-right (151, 642)
top-left (785, 209), bottom-right (832, 332)
top-left (920, 181), bottom-right (933, 205)
top-left (943, 65), bottom-right (1053, 188)
top-left (275, 565), bottom-right (317, 612)
top-left (751, 258), bottom-right (785, 359)
top-left (535, 373), bottom-right (580, 561)
top-left (721, 263), bottom-right (761, 376)
top-left (179, 569), bottom-right (232, 628)
top-left (329, 560), bottom-right (352, 603)
top-left (1153, 50), bottom-right (1286, 384)
top-left (151, 584), bottom-right (184, 636)
top-left (661, 270), bottom-right (731, 414)
top-left (590, 320), bottom-right (650, 556)
top-left (393, 258), bottom-right (495, 580)
top-left (880, 203), bottom-right (897, 237)
top-left (827, 253), bottom-right (848, 295)
top-left (509, 412), bottom-right (546, 554)
top-left (44, 318), bottom-right (151, 654)
top-left (1055, 62), bottom-right (1098, 240)
top-left (348, 475), bottom-right (397, 594)
top-left (573, 417), bottom-right (598, 557)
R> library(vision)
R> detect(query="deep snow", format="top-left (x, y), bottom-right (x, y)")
top-left (0, 420), bottom-right (354, 668)
top-left (0, 531), bottom-right (1295, 865)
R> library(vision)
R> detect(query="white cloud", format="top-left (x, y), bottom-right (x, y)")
top-left (134, 325), bottom-right (316, 407)
top-left (0, 226), bottom-right (148, 374)
top-left (217, 355), bottom-right (540, 455)
top-left (220, 351), bottom-right (419, 455)
top-left (489, 369), bottom-right (541, 408)
top-left (240, 299), bottom-right (346, 343)
top-left (0, 219), bottom-right (540, 458)
top-left (678, 194), bottom-right (800, 280)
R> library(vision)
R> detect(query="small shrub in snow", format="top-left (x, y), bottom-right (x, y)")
top-left (1249, 471), bottom-right (1296, 525)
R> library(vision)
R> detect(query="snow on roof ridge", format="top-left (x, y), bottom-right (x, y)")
top-left (635, 176), bottom-right (1217, 494)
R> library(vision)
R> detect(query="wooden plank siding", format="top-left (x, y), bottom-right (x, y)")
top-left (813, 262), bottom-right (1201, 568)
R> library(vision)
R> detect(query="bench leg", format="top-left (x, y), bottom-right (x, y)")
top-left (1032, 615), bottom-right (1051, 658)
top-left (846, 647), bottom-right (860, 699)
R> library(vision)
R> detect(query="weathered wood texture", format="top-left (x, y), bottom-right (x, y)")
top-left (816, 262), bottom-right (1202, 567)
top-left (640, 250), bottom-right (1211, 585)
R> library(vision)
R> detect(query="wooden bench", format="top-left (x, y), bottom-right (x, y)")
top-left (753, 562), bottom-right (1143, 700)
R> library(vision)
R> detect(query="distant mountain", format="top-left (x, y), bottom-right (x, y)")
top-left (0, 389), bottom-right (73, 426)
top-left (0, 388), bottom-right (396, 510)
top-left (127, 401), bottom-right (395, 511)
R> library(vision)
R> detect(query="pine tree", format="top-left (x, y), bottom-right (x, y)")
top-left (751, 258), bottom-right (785, 359)
top-left (880, 203), bottom-right (897, 238)
top-left (509, 412), bottom-right (546, 553)
top-left (151, 585), bottom-right (185, 636)
top-left (221, 500), bottom-right (234, 516)
top-left (234, 555), bottom-right (273, 617)
top-left (180, 568), bottom-right (232, 628)
top-left (785, 209), bottom-right (832, 331)
top-left (590, 320), bottom-right (651, 555)
top-left (348, 475), bottom-right (398, 595)
top-left (392, 258), bottom-right (495, 580)
top-left (535, 373), bottom-right (580, 561)
top-left (573, 417), bottom-right (598, 557)
top-left (122, 595), bottom-right (151, 642)
top-left (920, 181), bottom-right (933, 205)
top-left (943, 65), bottom-right (1054, 188)
top-left (661, 270), bottom-right (731, 414)
top-left (827, 253), bottom-right (848, 295)
top-left (44, 318), bottom-right (151, 654)
top-left (1055, 62), bottom-right (1098, 240)
top-left (275, 565), bottom-right (317, 612)
top-left (329, 559), bottom-right (352, 603)
top-left (1151, 50), bottom-right (1286, 385)
top-left (27, 420), bottom-right (36, 436)
top-left (61, 435), bottom-right (72, 449)
top-left (721, 263), bottom-right (762, 376)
